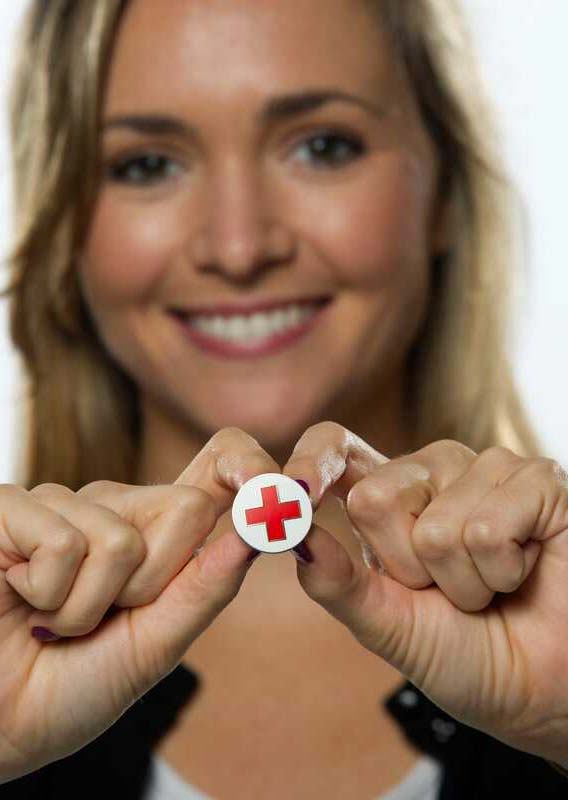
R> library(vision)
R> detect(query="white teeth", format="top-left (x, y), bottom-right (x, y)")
top-left (249, 312), bottom-right (267, 338)
top-left (211, 317), bottom-right (226, 337)
top-left (189, 302), bottom-right (319, 343)
top-left (286, 306), bottom-right (302, 326)
top-left (228, 316), bottom-right (247, 338)
top-left (272, 309), bottom-right (288, 333)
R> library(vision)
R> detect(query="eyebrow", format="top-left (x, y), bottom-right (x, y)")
top-left (102, 88), bottom-right (386, 136)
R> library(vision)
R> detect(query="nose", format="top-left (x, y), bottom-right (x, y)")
top-left (190, 161), bottom-right (294, 283)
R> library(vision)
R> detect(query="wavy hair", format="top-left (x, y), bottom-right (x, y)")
top-left (1, 0), bottom-right (543, 491)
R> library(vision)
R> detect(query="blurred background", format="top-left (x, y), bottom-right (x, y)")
top-left (0, 1), bottom-right (566, 482)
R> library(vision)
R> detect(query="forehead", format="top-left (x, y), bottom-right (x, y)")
top-left (104, 0), bottom-right (397, 111)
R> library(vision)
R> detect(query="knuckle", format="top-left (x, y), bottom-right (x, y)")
top-left (49, 526), bottom-right (88, 557)
top-left (101, 524), bottom-right (143, 559)
top-left (212, 426), bottom-right (252, 446)
top-left (346, 478), bottom-right (391, 525)
top-left (171, 486), bottom-right (216, 525)
top-left (209, 427), bottom-right (263, 458)
top-left (479, 445), bottom-right (520, 465)
top-left (307, 420), bottom-right (344, 437)
top-left (413, 520), bottom-right (455, 558)
top-left (293, 420), bottom-right (346, 452)
top-left (424, 439), bottom-right (476, 463)
top-left (499, 456), bottom-right (554, 484)
top-left (398, 461), bottom-right (432, 484)
top-left (76, 480), bottom-right (117, 499)
top-left (463, 518), bottom-right (498, 551)
top-left (30, 482), bottom-right (74, 497)
top-left (440, 439), bottom-right (477, 466)
top-left (218, 426), bottom-right (245, 437)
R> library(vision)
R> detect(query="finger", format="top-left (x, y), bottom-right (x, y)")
top-left (19, 484), bottom-right (146, 635)
top-left (77, 481), bottom-right (221, 596)
top-left (1, 484), bottom-right (89, 611)
top-left (346, 457), bottom-right (494, 605)
top-left (457, 456), bottom-right (568, 592)
top-left (346, 445), bottom-right (526, 611)
top-left (344, 448), bottom-right (507, 599)
top-left (283, 424), bottom-right (477, 507)
top-left (77, 428), bottom-right (279, 526)
top-left (173, 426), bottom-right (282, 516)
top-left (290, 520), bottom-right (420, 675)
top-left (344, 467), bottom-right (436, 587)
top-left (283, 427), bottom-right (477, 584)
top-left (410, 447), bottom-right (539, 611)
top-left (127, 522), bottom-right (264, 680)
top-left (288, 434), bottom-right (539, 613)
top-left (63, 425), bottom-right (280, 630)
top-left (112, 487), bottom-right (218, 607)
top-left (70, 427), bottom-right (281, 618)
top-left (282, 421), bottom-right (391, 509)
top-left (24, 481), bottom-right (249, 636)
top-left (292, 522), bottom-right (359, 592)
top-left (77, 427), bottom-right (281, 567)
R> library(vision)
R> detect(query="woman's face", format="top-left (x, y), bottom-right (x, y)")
top-left (79, 0), bottom-right (447, 453)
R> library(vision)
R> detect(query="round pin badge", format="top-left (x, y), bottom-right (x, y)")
top-left (231, 473), bottom-right (313, 554)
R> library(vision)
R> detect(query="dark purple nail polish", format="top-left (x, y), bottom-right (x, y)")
top-left (246, 549), bottom-right (261, 563)
top-left (292, 539), bottom-right (313, 564)
top-left (293, 479), bottom-right (310, 496)
top-left (32, 627), bottom-right (60, 641)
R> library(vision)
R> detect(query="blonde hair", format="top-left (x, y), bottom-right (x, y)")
top-left (1, 0), bottom-right (543, 492)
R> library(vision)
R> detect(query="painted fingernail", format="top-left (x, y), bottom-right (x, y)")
top-left (293, 479), bottom-right (310, 496)
top-left (292, 539), bottom-right (314, 564)
top-left (31, 627), bottom-right (60, 641)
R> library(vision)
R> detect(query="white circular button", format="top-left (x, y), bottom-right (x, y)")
top-left (231, 473), bottom-right (313, 554)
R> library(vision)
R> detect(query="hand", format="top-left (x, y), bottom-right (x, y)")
top-left (0, 427), bottom-right (278, 783)
top-left (282, 422), bottom-right (568, 767)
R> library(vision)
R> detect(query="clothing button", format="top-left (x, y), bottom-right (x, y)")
top-left (231, 473), bottom-right (313, 553)
top-left (431, 717), bottom-right (457, 743)
top-left (397, 689), bottom-right (420, 708)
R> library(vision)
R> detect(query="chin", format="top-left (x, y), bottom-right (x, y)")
top-left (226, 415), bottom-right (302, 452)
top-left (194, 402), bottom-right (317, 457)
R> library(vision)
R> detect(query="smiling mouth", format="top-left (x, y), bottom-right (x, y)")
top-left (170, 297), bottom-right (332, 358)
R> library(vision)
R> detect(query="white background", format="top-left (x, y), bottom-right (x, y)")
top-left (0, 1), bottom-right (566, 482)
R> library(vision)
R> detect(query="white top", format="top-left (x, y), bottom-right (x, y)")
top-left (143, 752), bottom-right (443, 800)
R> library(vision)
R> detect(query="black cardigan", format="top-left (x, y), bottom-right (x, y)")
top-left (1, 662), bottom-right (566, 799)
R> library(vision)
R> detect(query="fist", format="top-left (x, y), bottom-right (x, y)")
top-left (281, 422), bottom-right (568, 767)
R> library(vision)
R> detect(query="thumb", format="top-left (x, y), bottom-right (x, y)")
top-left (127, 528), bottom-right (256, 687)
top-left (295, 524), bottom-right (418, 673)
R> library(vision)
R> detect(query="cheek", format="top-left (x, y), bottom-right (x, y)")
top-left (79, 194), bottom-right (177, 307)
top-left (310, 151), bottom-right (434, 289)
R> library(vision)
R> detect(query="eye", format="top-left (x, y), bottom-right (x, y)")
top-left (293, 130), bottom-right (366, 169)
top-left (105, 130), bottom-right (366, 186)
top-left (105, 153), bottom-right (182, 185)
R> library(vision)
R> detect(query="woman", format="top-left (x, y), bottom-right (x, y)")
top-left (0, 0), bottom-right (567, 797)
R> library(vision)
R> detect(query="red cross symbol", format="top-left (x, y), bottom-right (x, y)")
top-left (245, 484), bottom-right (302, 542)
